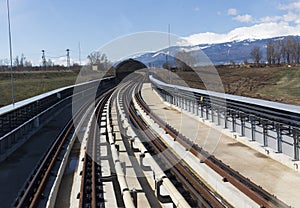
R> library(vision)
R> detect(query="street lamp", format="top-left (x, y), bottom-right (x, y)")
top-left (6, 0), bottom-right (15, 106)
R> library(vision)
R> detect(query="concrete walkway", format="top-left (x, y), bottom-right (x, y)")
top-left (141, 83), bottom-right (300, 208)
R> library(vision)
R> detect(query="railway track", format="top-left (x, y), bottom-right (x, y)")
top-left (133, 78), bottom-right (290, 208)
top-left (12, 72), bottom-right (292, 208)
top-left (121, 75), bottom-right (229, 208)
top-left (78, 89), bottom-right (125, 208)
top-left (13, 87), bottom-right (114, 208)
top-left (13, 119), bottom-right (75, 208)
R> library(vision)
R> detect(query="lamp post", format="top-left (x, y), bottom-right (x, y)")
top-left (7, 0), bottom-right (15, 106)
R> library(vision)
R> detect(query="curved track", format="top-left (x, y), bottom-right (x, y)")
top-left (122, 74), bottom-right (228, 208)
top-left (13, 87), bottom-right (114, 208)
top-left (134, 76), bottom-right (290, 208)
top-left (78, 89), bottom-right (125, 208)
top-left (12, 72), bottom-right (291, 208)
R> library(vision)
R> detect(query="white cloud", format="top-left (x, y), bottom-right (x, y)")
top-left (194, 7), bottom-right (200, 12)
top-left (227, 8), bottom-right (237, 15)
top-left (180, 22), bottom-right (300, 46)
top-left (259, 15), bottom-right (282, 23)
top-left (233, 14), bottom-right (253, 23)
top-left (278, 1), bottom-right (300, 11)
top-left (282, 11), bottom-right (300, 23)
top-left (178, 1), bottom-right (300, 46)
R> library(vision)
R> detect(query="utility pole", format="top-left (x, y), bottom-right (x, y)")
top-left (66, 49), bottom-right (70, 68)
top-left (42, 50), bottom-right (46, 68)
top-left (168, 23), bottom-right (171, 84)
top-left (7, 0), bottom-right (14, 106)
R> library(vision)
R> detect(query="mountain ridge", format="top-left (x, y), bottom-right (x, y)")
top-left (134, 35), bottom-right (300, 66)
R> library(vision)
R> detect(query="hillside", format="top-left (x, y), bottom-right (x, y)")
top-left (136, 35), bottom-right (300, 66)
top-left (0, 65), bottom-right (299, 108)
top-left (171, 65), bottom-right (300, 106)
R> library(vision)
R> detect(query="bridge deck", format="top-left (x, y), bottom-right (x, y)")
top-left (141, 83), bottom-right (300, 208)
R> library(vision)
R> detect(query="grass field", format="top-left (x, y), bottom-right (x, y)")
top-left (0, 71), bottom-right (78, 107)
top-left (153, 65), bottom-right (300, 106)
top-left (257, 67), bottom-right (300, 105)
top-left (0, 66), bottom-right (299, 107)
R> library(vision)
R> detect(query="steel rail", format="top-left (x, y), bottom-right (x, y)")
top-left (135, 82), bottom-right (290, 208)
top-left (123, 78), bottom-right (226, 208)
top-left (78, 89), bottom-right (115, 208)
top-left (14, 85), bottom-right (114, 208)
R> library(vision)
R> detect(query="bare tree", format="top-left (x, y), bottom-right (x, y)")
top-left (250, 46), bottom-right (262, 64)
top-left (14, 56), bottom-right (20, 67)
top-left (20, 54), bottom-right (26, 67)
top-left (266, 41), bottom-right (275, 65)
top-left (296, 42), bottom-right (300, 63)
top-left (273, 40), bottom-right (282, 64)
top-left (87, 52), bottom-right (111, 70)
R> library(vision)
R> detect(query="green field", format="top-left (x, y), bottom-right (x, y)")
top-left (257, 67), bottom-right (300, 105)
top-left (0, 66), bottom-right (299, 107)
top-left (0, 71), bottom-right (78, 107)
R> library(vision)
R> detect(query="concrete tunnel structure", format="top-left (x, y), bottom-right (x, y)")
top-left (114, 59), bottom-right (148, 81)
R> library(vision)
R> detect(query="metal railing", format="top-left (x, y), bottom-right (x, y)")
top-left (150, 75), bottom-right (300, 161)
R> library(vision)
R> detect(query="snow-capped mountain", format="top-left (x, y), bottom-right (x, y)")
top-left (134, 35), bottom-right (300, 66)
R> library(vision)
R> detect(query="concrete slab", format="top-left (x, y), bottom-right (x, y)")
top-left (141, 83), bottom-right (300, 208)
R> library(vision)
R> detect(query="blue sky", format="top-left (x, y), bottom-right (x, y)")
top-left (1, 0), bottom-right (300, 65)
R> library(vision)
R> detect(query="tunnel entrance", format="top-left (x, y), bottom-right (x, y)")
top-left (115, 59), bottom-right (147, 81)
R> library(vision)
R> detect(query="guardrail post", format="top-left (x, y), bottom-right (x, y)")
top-left (241, 115), bottom-right (245, 136)
top-left (224, 111), bottom-right (228, 129)
top-left (211, 106), bottom-right (214, 123)
top-left (172, 95), bottom-right (175, 105)
top-left (192, 100), bottom-right (195, 114)
top-left (232, 112), bottom-right (236, 132)
top-left (205, 105), bottom-right (209, 120)
top-left (293, 129), bottom-right (299, 160)
top-left (250, 116), bottom-right (256, 141)
top-left (217, 109), bottom-right (220, 125)
top-left (276, 124), bottom-right (282, 153)
top-left (200, 103), bottom-right (204, 118)
top-left (262, 122), bottom-right (268, 147)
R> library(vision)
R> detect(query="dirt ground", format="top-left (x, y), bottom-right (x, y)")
top-left (153, 65), bottom-right (300, 106)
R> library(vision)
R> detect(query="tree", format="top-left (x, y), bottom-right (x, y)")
top-left (296, 42), bottom-right (300, 63)
top-left (266, 41), bottom-right (275, 65)
top-left (20, 54), bottom-right (26, 67)
top-left (273, 40), bottom-right (282, 64)
top-left (250, 46), bottom-right (262, 65)
top-left (14, 56), bottom-right (20, 67)
top-left (87, 52), bottom-right (111, 71)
